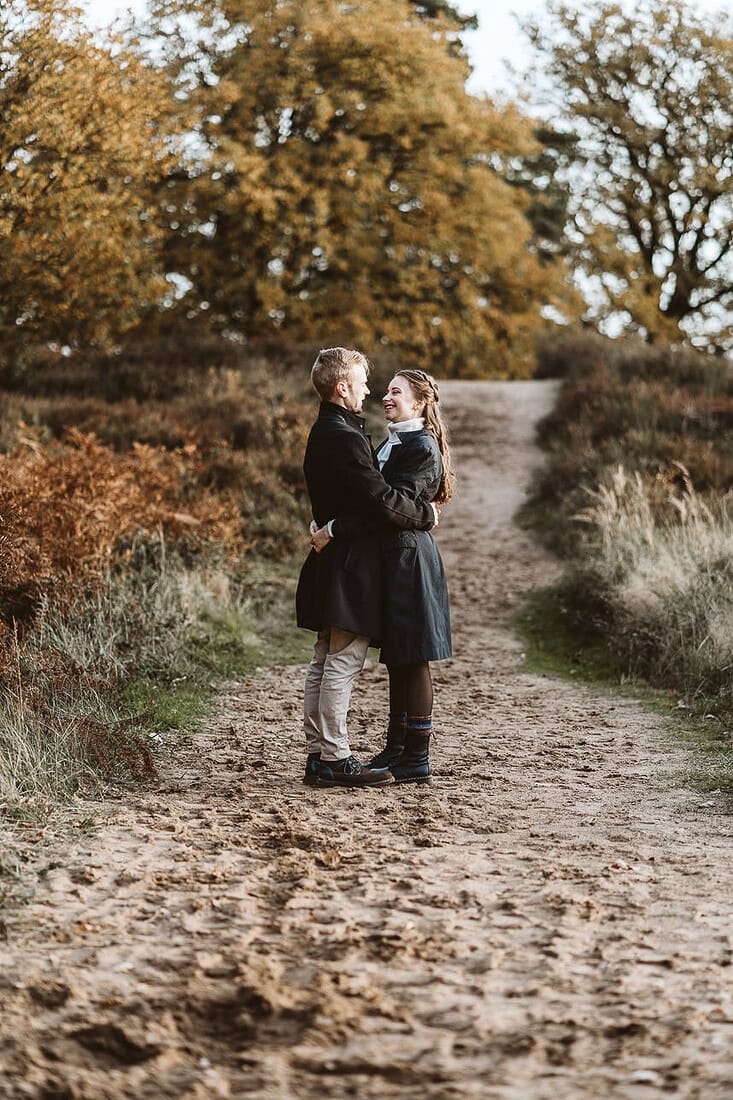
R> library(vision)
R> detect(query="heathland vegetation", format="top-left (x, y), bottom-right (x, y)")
top-left (1, 0), bottom-right (733, 806)
top-left (523, 331), bottom-right (733, 742)
top-left (0, 340), bottom-right (314, 802)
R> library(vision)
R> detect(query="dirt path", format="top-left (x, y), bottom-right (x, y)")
top-left (3, 380), bottom-right (733, 1100)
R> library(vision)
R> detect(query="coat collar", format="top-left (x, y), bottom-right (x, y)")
top-left (318, 400), bottom-right (366, 432)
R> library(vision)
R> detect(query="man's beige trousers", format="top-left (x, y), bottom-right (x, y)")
top-left (303, 627), bottom-right (370, 761)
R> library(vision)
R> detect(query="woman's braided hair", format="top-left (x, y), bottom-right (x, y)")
top-left (395, 369), bottom-right (455, 503)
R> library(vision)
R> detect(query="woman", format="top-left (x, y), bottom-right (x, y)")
top-left (312, 368), bottom-right (454, 784)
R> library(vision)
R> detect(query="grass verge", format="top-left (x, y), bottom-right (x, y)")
top-left (515, 582), bottom-right (733, 793)
top-left (1, 554), bottom-right (313, 808)
top-left (122, 559), bottom-right (312, 732)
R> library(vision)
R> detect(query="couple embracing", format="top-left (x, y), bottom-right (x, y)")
top-left (296, 346), bottom-right (454, 789)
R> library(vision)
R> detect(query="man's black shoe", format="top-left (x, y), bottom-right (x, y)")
top-left (303, 752), bottom-right (321, 786)
top-left (318, 754), bottom-right (394, 788)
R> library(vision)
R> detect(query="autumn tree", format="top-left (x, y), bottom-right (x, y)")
top-left (0, 0), bottom-right (174, 359)
top-left (504, 125), bottom-right (578, 267)
top-left (527, 1), bottom-right (733, 350)
top-left (145, 0), bottom-right (576, 377)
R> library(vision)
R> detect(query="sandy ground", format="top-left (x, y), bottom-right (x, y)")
top-left (2, 380), bottom-right (733, 1099)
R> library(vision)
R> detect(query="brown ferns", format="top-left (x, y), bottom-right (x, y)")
top-left (0, 429), bottom-right (243, 635)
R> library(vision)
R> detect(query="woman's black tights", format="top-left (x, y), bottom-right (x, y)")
top-left (387, 661), bottom-right (433, 722)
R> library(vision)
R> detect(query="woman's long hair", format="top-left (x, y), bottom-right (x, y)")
top-left (395, 369), bottom-right (455, 503)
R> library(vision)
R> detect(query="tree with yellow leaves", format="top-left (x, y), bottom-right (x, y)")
top-left (527, 1), bottom-right (733, 351)
top-left (148, 0), bottom-right (576, 377)
top-left (0, 0), bottom-right (174, 359)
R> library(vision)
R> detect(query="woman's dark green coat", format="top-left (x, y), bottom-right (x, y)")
top-left (376, 430), bottom-right (452, 665)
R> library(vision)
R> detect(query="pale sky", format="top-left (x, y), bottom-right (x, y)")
top-left (456, 0), bottom-right (539, 96)
top-left (82, 0), bottom-right (728, 98)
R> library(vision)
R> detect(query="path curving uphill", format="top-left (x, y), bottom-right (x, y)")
top-left (2, 381), bottom-right (733, 1099)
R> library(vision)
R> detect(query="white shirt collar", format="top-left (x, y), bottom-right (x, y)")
top-left (377, 417), bottom-right (425, 469)
top-left (387, 417), bottom-right (425, 438)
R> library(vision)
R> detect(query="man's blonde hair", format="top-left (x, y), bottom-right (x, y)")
top-left (311, 347), bottom-right (369, 401)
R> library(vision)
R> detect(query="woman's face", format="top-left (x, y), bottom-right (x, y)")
top-left (383, 376), bottom-right (422, 423)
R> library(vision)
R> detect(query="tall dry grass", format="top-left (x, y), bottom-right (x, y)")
top-left (0, 657), bottom-right (154, 804)
top-left (528, 330), bottom-right (733, 718)
top-left (575, 466), bottom-right (733, 704)
top-left (0, 544), bottom-right (273, 803)
top-left (528, 331), bottom-right (733, 556)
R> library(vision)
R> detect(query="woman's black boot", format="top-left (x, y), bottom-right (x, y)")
top-left (367, 714), bottom-right (406, 769)
top-left (391, 727), bottom-right (432, 785)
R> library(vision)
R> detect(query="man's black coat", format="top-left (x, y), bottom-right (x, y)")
top-left (295, 401), bottom-right (434, 640)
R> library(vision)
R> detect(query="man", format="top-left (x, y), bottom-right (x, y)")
top-left (296, 347), bottom-right (437, 788)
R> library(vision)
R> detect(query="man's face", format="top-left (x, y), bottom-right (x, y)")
top-left (342, 364), bottom-right (370, 414)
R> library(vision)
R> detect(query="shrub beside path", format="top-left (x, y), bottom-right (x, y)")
top-left (2, 380), bottom-right (733, 1099)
